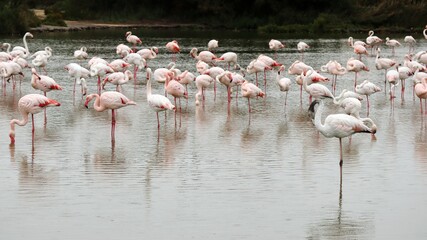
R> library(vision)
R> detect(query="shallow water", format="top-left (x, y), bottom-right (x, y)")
top-left (1, 29), bottom-right (427, 239)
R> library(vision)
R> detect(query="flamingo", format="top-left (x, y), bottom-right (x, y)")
top-left (123, 52), bottom-right (146, 83)
top-left (375, 48), bottom-right (397, 91)
top-left (404, 35), bottom-right (416, 54)
top-left (190, 48), bottom-right (218, 65)
top-left (269, 39), bottom-right (285, 59)
top-left (385, 37), bottom-right (401, 55)
top-left (31, 68), bottom-right (62, 95)
top-left (276, 65), bottom-right (292, 108)
top-left (146, 68), bottom-right (176, 129)
top-left (176, 70), bottom-right (195, 93)
top-left (196, 60), bottom-right (209, 74)
top-left (348, 37), bottom-right (368, 60)
top-left (366, 30), bottom-right (382, 55)
top-left (166, 40), bottom-right (180, 62)
top-left (297, 41), bottom-right (309, 60)
top-left (333, 89), bottom-right (363, 118)
top-left (165, 75), bottom-right (188, 111)
top-left (0, 61), bottom-right (24, 89)
top-left (0, 48), bottom-right (12, 61)
top-left (414, 51), bottom-right (427, 65)
top-left (30, 46), bottom-right (52, 59)
top-left (108, 59), bottom-right (130, 72)
top-left (90, 62), bottom-right (114, 94)
top-left (203, 66), bottom-right (224, 99)
top-left (208, 39), bottom-right (219, 53)
top-left (64, 63), bottom-right (90, 96)
top-left (241, 80), bottom-right (265, 113)
top-left (11, 32), bottom-right (33, 58)
top-left (215, 52), bottom-right (238, 70)
top-left (74, 47), bottom-right (88, 60)
top-left (414, 77), bottom-right (427, 114)
top-left (2, 43), bottom-right (27, 59)
top-left (102, 70), bottom-right (133, 92)
top-left (302, 69), bottom-right (334, 104)
top-left (194, 74), bottom-right (214, 106)
top-left (116, 43), bottom-right (132, 58)
top-left (397, 64), bottom-right (413, 100)
top-left (320, 60), bottom-right (346, 94)
top-left (386, 69), bottom-right (400, 100)
top-left (215, 71), bottom-right (234, 104)
top-left (355, 80), bottom-right (381, 115)
top-left (85, 91), bottom-right (136, 143)
top-left (9, 94), bottom-right (60, 145)
top-left (309, 100), bottom-right (377, 183)
top-left (88, 57), bottom-right (109, 68)
top-left (125, 31), bottom-right (142, 51)
top-left (137, 47), bottom-right (158, 67)
top-left (246, 58), bottom-right (272, 87)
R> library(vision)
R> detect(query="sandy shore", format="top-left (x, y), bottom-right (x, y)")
top-left (30, 20), bottom-right (205, 32)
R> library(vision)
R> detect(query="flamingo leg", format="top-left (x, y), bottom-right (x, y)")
top-left (134, 65), bottom-right (138, 85)
top-left (366, 95), bottom-right (370, 116)
top-left (111, 109), bottom-right (116, 143)
top-left (248, 98), bottom-right (251, 113)
top-left (255, 73), bottom-right (258, 86)
top-left (97, 76), bottom-right (101, 95)
top-left (32, 114), bottom-right (35, 143)
top-left (213, 79), bottom-right (217, 101)
top-left (156, 112), bottom-right (160, 129)
top-left (420, 98), bottom-right (423, 114)
top-left (339, 138), bottom-right (343, 186)
top-left (354, 72), bottom-right (358, 90)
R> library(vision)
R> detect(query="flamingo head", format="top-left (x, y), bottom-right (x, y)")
top-left (84, 94), bottom-right (96, 108)
top-left (9, 129), bottom-right (15, 145)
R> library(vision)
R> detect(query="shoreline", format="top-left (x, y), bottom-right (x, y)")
top-left (30, 20), bottom-right (206, 33)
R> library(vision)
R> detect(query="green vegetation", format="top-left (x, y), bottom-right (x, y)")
top-left (1, 0), bottom-right (426, 34)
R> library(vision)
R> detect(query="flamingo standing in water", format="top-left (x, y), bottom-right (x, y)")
top-left (386, 68), bottom-right (400, 100)
top-left (165, 75), bottom-right (188, 111)
top-left (125, 31), bottom-right (142, 52)
top-left (102, 70), bottom-right (133, 92)
top-left (74, 47), bottom-right (88, 61)
top-left (375, 48), bottom-right (397, 92)
top-left (348, 37), bottom-right (369, 60)
top-left (176, 70), bottom-right (195, 93)
top-left (320, 60), bottom-right (346, 94)
top-left (346, 58), bottom-right (369, 89)
top-left (302, 68), bottom-right (334, 104)
top-left (366, 30), bottom-right (382, 55)
top-left (190, 48), bottom-right (218, 65)
top-left (85, 91), bottom-right (136, 143)
top-left (241, 80), bottom-right (265, 113)
top-left (385, 37), bottom-right (401, 55)
top-left (90, 62), bottom-right (114, 95)
top-left (137, 47), bottom-right (158, 68)
top-left (397, 64), bottom-right (413, 100)
top-left (11, 32), bottom-right (33, 58)
top-left (208, 39), bottom-right (219, 53)
top-left (166, 40), bottom-right (180, 62)
top-left (216, 52), bottom-right (238, 70)
top-left (276, 65), bottom-right (292, 108)
top-left (309, 100), bottom-right (377, 184)
top-left (355, 80), bottom-right (381, 115)
top-left (194, 74), bottom-right (214, 106)
top-left (269, 39), bottom-right (285, 59)
top-left (146, 68), bottom-right (176, 129)
top-left (9, 94), bottom-right (60, 145)
top-left (297, 41), bottom-right (309, 61)
top-left (64, 63), bottom-right (90, 96)
top-left (404, 35), bottom-right (416, 54)
top-left (116, 44), bottom-right (132, 58)
top-left (123, 52), bottom-right (146, 84)
top-left (414, 77), bottom-right (427, 114)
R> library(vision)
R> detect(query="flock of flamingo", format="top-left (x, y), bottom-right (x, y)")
top-left (2, 26), bottom-right (427, 179)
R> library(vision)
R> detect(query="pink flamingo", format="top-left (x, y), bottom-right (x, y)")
top-left (204, 66), bottom-right (225, 99)
top-left (64, 63), bottom-right (90, 96)
top-left (269, 39), bottom-right (285, 59)
top-left (176, 70), bottom-right (195, 93)
top-left (194, 74), bottom-right (214, 106)
top-left (297, 41), bottom-right (309, 61)
top-left (85, 91), bottom-right (136, 143)
top-left (320, 60), bottom-right (346, 94)
top-left (74, 47), bottom-right (88, 60)
top-left (215, 52), bottom-right (238, 70)
top-left (404, 35), bottom-right (416, 54)
top-left (102, 70), bottom-right (133, 92)
top-left (123, 52), bottom-right (146, 84)
top-left (375, 48), bottom-right (397, 91)
top-left (386, 68), bottom-right (400, 100)
top-left (276, 65), bottom-right (292, 108)
top-left (347, 37), bottom-right (368, 48)
top-left (109, 59), bottom-right (130, 72)
top-left (397, 64), bottom-right (413, 100)
top-left (116, 44), bottom-right (132, 58)
top-left (146, 68), bottom-right (176, 129)
top-left (166, 40), bottom-right (180, 62)
top-left (165, 75), bottom-right (188, 111)
top-left (137, 47), bottom-right (158, 67)
top-left (31, 68), bottom-right (62, 95)
top-left (196, 60), bottom-right (209, 74)
top-left (241, 80), bottom-right (265, 113)
top-left (333, 89), bottom-right (363, 118)
top-left (414, 77), bottom-right (427, 114)
top-left (246, 58), bottom-right (272, 87)
top-left (355, 80), bottom-right (381, 115)
top-left (9, 94), bottom-right (60, 145)
top-left (90, 62), bottom-right (114, 95)
top-left (125, 31), bottom-right (142, 51)
top-left (385, 37), bottom-right (401, 55)
top-left (302, 69), bottom-right (334, 104)
top-left (348, 37), bottom-right (369, 60)
top-left (346, 57), bottom-right (369, 89)
top-left (366, 30), bottom-right (383, 55)
top-left (190, 48), bottom-right (218, 65)
top-left (215, 71), bottom-right (235, 104)
top-left (309, 100), bottom-right (377, 183)
top-left (208, 39), bottom-right (219, 53)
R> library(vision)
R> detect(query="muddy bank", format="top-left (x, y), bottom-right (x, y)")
top-left (30, 20), bottom-right (205, 33)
